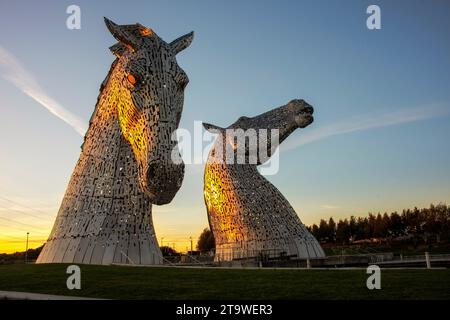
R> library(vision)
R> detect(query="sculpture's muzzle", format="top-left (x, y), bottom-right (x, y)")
top-left (289, 99), bottom-right (314, 128)
top-left (145, 160), bottom-right (185, 205)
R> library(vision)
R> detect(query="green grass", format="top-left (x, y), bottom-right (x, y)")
top-left (0, 264), bottom-right (449, 300)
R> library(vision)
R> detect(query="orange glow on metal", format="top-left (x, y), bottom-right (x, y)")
top-left (140, 28), bottom-right (153, 36)
top-left (107, 78), bottom-right (150, 160)
top-left (204, 163), bottom-right (239, 242)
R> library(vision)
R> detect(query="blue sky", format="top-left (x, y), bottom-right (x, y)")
top-left (0, 0), bottom-right (449, 252)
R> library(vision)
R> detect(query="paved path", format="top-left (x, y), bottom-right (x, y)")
top-left (0, 290), bottom-right (103, 300)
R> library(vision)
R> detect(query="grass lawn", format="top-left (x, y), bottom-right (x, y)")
top-left (0, 264), bottom-right (449, 300)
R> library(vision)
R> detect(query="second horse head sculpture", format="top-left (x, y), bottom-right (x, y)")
top-left (203, 99), bottom-right (325, 261)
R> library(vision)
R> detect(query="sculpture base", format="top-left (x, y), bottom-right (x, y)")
top-left (36, 234), bottom-right (163, 265)
top-left (214, 239), bottom-right (325, 262)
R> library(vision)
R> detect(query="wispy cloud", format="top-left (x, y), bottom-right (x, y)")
top-left (282, 103), bottom-right (450, 152)
top-left (321, 204), bottom-right (340, 210)
top-left (0, 47), bottom-right (87, 136)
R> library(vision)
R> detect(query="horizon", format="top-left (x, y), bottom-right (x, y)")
top-left (1, 202), bottom-right (448, 255)
top-left (1, 0), bottom-right (450, 254)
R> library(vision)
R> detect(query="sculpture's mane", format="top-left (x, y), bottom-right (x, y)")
top-left (81, 59), bottom-right (119, 151)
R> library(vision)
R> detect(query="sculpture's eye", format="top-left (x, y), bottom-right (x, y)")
top-left (127, 73), bottom-right (138, 86)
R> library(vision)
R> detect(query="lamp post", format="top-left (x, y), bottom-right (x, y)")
top-left (190, 236), bottom-right (193, 253)
top-left (25, 232), bottom-right (29, 264)
top-left (160, 237), bottom-right (164, 247)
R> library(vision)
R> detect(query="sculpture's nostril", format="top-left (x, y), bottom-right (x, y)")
top-left (305, 106), bottom-right (314, 114)
top-left (147, 164), bottom-right (156, 181)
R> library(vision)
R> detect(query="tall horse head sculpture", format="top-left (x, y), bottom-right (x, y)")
top-left (37, 18), bottom-right (193, 265)
top-left (203, 99), bottom-right (325, 261)
top-left (104, 18), bottom-right (192, 204)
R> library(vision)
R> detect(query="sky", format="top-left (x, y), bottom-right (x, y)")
top-left (0, 0), bottom-right (449, 253)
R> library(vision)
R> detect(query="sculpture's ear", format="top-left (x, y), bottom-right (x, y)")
top-left (203, 122), bottom-right (225, 134)
top-left (104, 17), bottom-right (154, 51)
top-left (109, 42), bottom-right (128, 58)
top-left (170, 31), bottom-right (194, 55)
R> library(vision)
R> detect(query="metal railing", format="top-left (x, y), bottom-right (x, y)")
top-left (390, 253), bottom-right (450, 262)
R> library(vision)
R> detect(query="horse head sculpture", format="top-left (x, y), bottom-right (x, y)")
top-left (104, 18), bottom-right (193, 204)
top-left (202, 99), bottom-right (324, 261)
top-left (37, 19), bottom-right (193, 265)
top-left (203, 99), bottom-right (314, 165)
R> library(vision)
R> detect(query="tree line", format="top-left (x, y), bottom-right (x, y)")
top-left (0, 245), bottom-right (43, 264)
top-left (307, 203), bottom-right (450, 245)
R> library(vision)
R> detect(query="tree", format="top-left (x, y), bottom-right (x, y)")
top-left (160, 246), bottom-right (179, 256)
top-left (336, 219), bottom-right (350, 244)
top-left (382, 213), bottom-right (390, 237)
top-left (349, 216), bottom-right (357, 241)
top-left (310, 224), bottom-right (320, 239)
top-left (388, 212), bottom-right (403, 237)
top-left (374, 213), bottom-right (385, 238)
top-left (307, 203), bottom-right (449, 245)
top-left (0, 245), bottom-right (44, 264)
top-left (318, 219), bottom-right (329, 242)
top-left (197, 228), bottom-right (215, 252)
top-left (358, 217), bottom-right (370, 239)
top-left (328, 217), bottom-right (336, 243)
top-left (368, 213), bottom-right (376, 238)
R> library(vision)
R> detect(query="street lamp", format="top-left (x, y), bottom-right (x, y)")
top-left (25, 232), bottom-right (29, 264)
